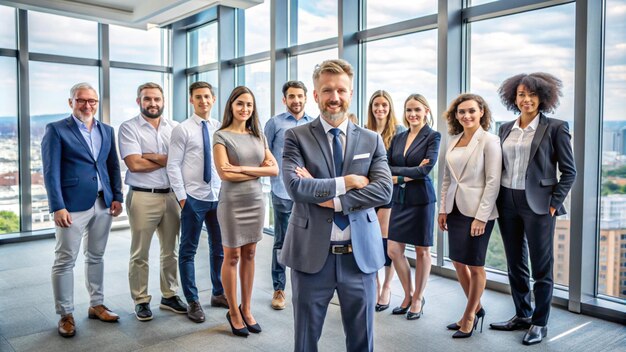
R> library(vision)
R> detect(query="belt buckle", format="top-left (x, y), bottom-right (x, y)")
top-left (331, 244), bottom-right (351, 255)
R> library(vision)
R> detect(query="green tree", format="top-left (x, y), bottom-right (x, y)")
top-left (0, 210), bottom-right (19, 234)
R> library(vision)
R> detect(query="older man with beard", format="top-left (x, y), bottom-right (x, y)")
top-left (280, 59), bottom-right (392, 352)
top-left (263, 81), bottom-right (312, 310)
top-left (118, 82), bottom-right (187, 321)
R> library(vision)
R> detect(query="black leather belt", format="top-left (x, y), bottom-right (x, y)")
top-left (330, 244), bottom-right (352, 254)
top-left (130, 186), bottom-right (171, 193)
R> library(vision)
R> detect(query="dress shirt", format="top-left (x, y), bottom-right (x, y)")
top-left (167, 114), bottom-right (222, 202)
top-left (501, 114), bottom-right (539, 190)
top-left (118, 114), bottom-right (177, 188)
top-left (264, 111), bottom-right (313, 200)
top-left (319, 117), bottom-right (350, 242)
top-left (72, 115), bottom-right (103, 192)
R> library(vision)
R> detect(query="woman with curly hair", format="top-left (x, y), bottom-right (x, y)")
top-left (438, 93), bottom-right (501, 338)
top-left (489, 73), bottom-right (576, 346)
top-left (365, 90), bottom-right (406, 312)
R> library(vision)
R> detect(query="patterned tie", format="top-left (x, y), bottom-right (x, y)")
top-left (202, 120), bottom-right (212, 184)
top-left (330, 128), bottom-right (349, 230)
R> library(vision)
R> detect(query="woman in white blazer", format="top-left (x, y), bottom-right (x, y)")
top-left (438, 93), bottom-right (502, 338)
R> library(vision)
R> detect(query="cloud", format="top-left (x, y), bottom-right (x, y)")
top-left (109, 25), bottom-right (167, 66)
top-left (297, 0), bottom-right (338, 44)
top-left (365, 1), bottom-right (437, 28)
top-left (28, 11), bottom-right (99, 59)
top-left (28, 62), bottom-right (99, 116)
top-left (243, 2), bottom-right (270, 55)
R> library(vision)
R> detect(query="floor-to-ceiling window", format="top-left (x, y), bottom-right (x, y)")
top-left (467, 4), bottom-right (576, 283)
top-left (0, 6), bottom-right (171, 236)
top-left (599, 0), bottom-right (626, 301)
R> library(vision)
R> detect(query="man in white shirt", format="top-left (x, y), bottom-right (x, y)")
top-left (167, 81), bottom-right (228, 323)
top-left (118, 82), bottom-right (186, 321)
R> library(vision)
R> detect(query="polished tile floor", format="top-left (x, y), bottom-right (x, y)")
top-left (0, 228), bottom-right (624, 352)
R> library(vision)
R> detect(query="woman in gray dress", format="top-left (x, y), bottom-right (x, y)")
top-left (213, 86), bottom-right (278, 337)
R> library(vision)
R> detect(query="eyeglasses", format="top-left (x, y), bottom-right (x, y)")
top-left (75, 98), bottom-right (99, 106)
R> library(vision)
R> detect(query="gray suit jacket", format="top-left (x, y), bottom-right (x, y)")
top-left (498, 113), bottom-right (576, 216)
top-left (279, 117), bottom-right (393, 274)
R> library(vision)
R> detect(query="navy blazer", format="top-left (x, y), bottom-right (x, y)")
top-left (387, 125), bottom-right (441, 206)
top-left (42, 116), bottom-right (123, 213)
top-left (498, 113), bottom-right (576, 216)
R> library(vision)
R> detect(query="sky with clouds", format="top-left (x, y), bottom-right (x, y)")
top-left (0, 1), bottom-right (624, 126)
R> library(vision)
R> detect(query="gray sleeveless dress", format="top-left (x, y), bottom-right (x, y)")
top-left (213, 130), bottom-right (267, 248)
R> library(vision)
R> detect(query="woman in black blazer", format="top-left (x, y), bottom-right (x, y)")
top-left (490, 73), bottom-right (576, 346)
top-left (387, 94), bottom-right (440, 320)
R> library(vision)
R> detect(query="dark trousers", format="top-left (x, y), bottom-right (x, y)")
top-left (179, 195), bottom-right (224, 302)
top-left (271, 193), bottom-right (293, 291)
top-left (291, 246), bottom-right (376, 352)
top-left (497, 187), bottom-right (556, 326)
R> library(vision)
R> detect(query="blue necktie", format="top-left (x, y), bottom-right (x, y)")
top-left (330, 128), bottom-right (349, 230)
top-left (202, 121), bottom-right (212, 184)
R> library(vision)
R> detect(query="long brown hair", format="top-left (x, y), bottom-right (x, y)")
top-left (220, 86), bottom-right (261, 138)
top-left (366, 90), bottom-right (397, 149)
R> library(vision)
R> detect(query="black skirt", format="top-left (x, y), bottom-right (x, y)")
top-left (388, 202), bottom-right (435, 247)
top-left (446, 205), bottom-right (494, 266)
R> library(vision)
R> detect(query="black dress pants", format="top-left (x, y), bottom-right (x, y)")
top-left (496, 186), bottom-right (556, 327)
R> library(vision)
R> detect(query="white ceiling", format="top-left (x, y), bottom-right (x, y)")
top-left (0, 0), bottom-right (263, 29)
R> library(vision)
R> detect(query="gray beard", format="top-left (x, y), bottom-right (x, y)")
top-left (320, 109), bottom-right (345, 122)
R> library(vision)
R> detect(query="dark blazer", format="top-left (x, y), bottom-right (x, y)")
top-left (387, 125), bottom-right (440, 205)
top-left (42, 116), bottom-right (123, 213)
top-left (498, 113), bottom-right (576, 216)
top-left (280, 117), bottom-right (393, 274)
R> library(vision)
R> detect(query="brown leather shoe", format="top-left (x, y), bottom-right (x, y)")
top-left (210, 294), bottom-right (229, 309)
top-left (88, 304), bottom-right (120, 322)
top-left (271, 290), bottom-right (286, 310)
top-left (58, 314), bottom-right (75, 338)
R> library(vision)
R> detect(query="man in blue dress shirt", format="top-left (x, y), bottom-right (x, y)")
top-left (263, 81), bottom-right (312, 310)
top-left (42, 82), bottom-right (124, 337)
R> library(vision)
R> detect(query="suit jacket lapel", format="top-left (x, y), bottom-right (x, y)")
top-left (500, 122), bottom-right (513, 144)
top-left (310, 118), bottom-right (334, 177)
top-left (446, 133), bottom-right (462, 181)
top-left (342, 122), bottom-right (360, 175)
top-left (528, 113), bottom-right (548, 164)
top-left (455, 128), bottom-right (484, 179)
top-left (66, 116), bottom-right (95, 161)
top-left (95, 122), bottom-right (107, 162)
top-left (405, 125), bottom-right (430, 160)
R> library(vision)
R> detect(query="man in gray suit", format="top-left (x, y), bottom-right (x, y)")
top-left (280, 59), bottom-right (392, 352)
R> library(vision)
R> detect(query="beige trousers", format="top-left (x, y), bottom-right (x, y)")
top-left (127, 189), bottom-right (181, 304)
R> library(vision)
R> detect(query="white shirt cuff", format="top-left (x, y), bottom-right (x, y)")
top-left (335, 176), bottom-right (346, 196)
top-left (334, 176), bottom-right (346, 212)
top-left (333, 197), bottom-right (342, 212)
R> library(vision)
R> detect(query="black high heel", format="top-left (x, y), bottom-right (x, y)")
top-left (452, 312), bottom-right (484, 338)
top-left (239, 305), bottom-right (262, 333)
top-left (406, 297), bottom-right (425, 320)
top-left (391, 297), bottom-right (411, 315)
top-left (447, 307), bottom-right (485, 330)
top-left (226, 311), bottom-right (249, 337)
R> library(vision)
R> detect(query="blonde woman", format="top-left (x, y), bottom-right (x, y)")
top-left (387, 94), bottom-right (440, 320)
top-left (366, 90), bottom-right (405, 311)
